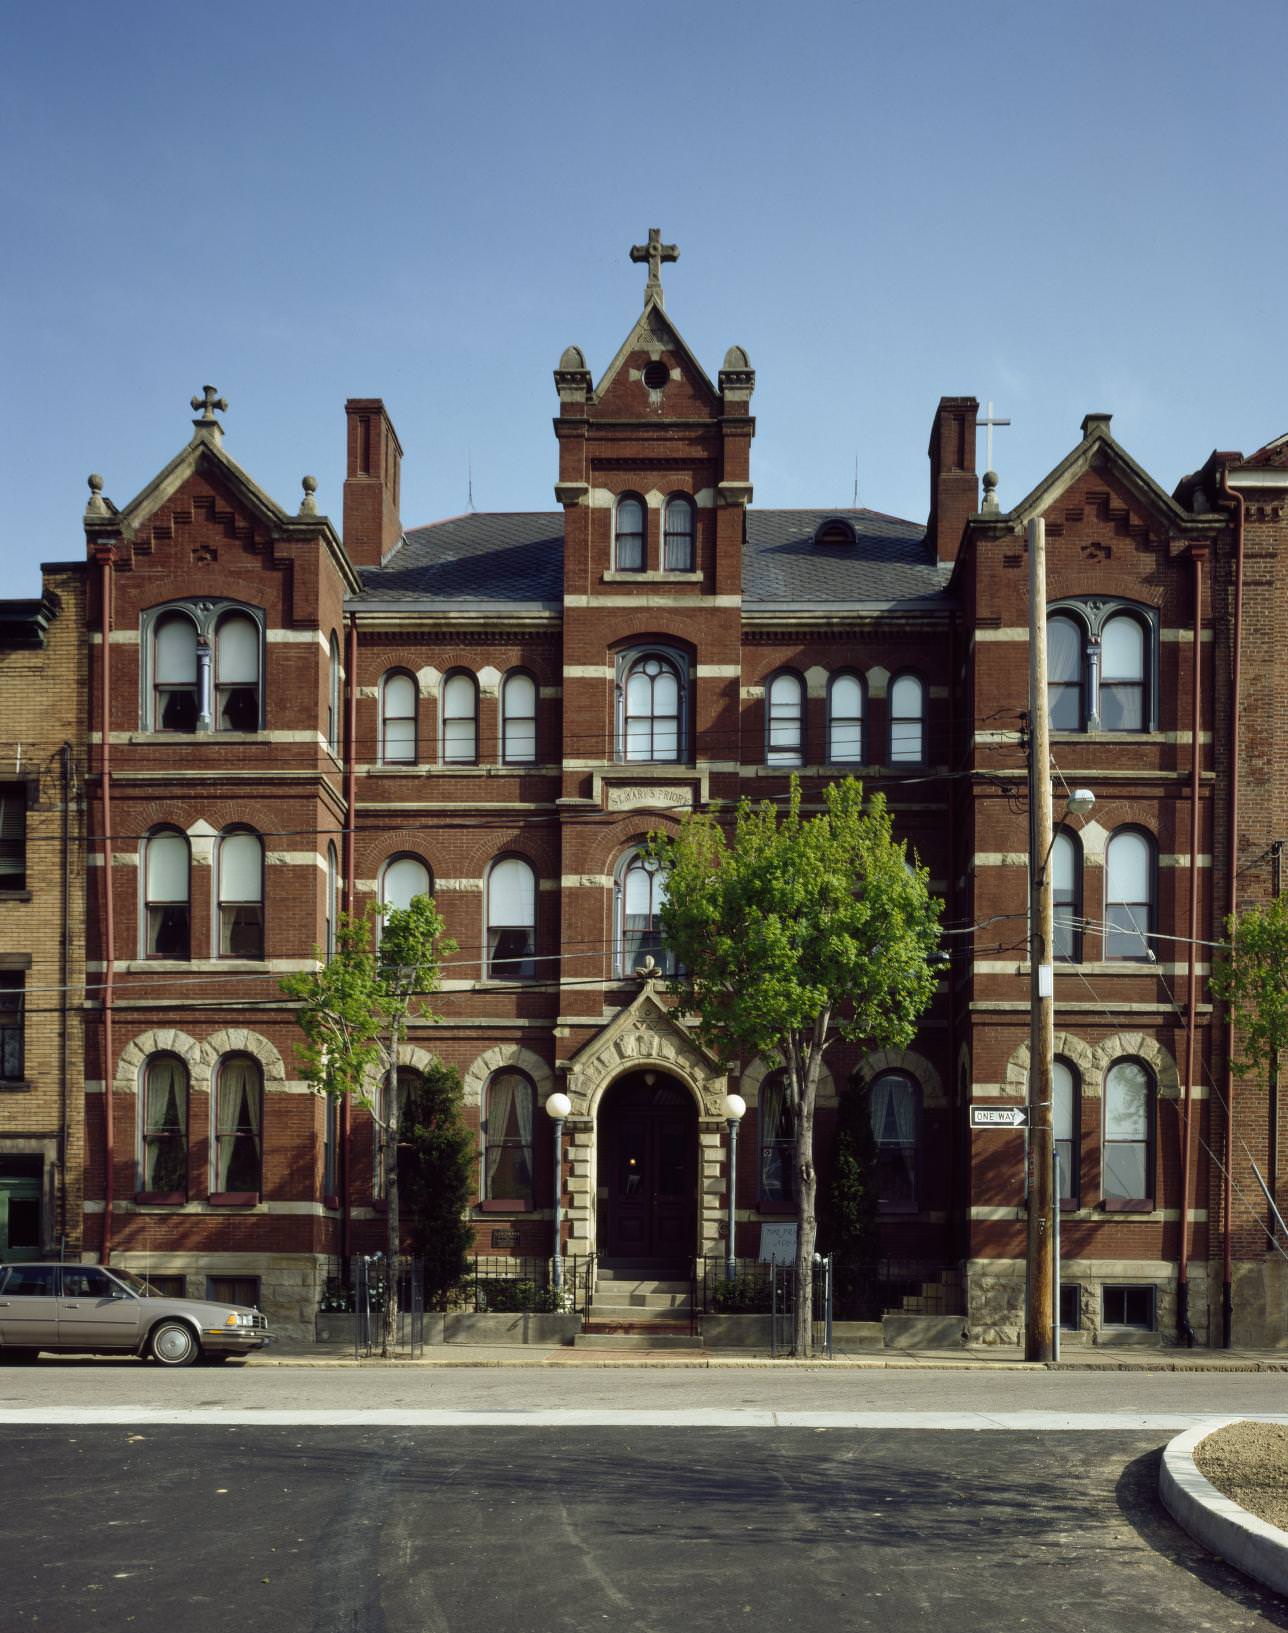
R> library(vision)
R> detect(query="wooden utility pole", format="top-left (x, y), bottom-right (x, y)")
top-left (1026, 516), bottom-right (1056, 1363)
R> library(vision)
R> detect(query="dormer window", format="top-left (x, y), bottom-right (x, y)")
top-left (813, 518), bottom-right (856, 548)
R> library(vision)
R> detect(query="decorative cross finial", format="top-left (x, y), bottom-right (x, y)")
top-left (191, 385), bottom-right (228, 428)
top-left (979, 400), bottom-right (1010, 476)
top-left (629, 228), bottom-right (679, 306)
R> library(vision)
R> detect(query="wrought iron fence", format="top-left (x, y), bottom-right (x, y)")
top-left (446, 1255), bottom-right (587, 1314)
top-left (830, 1259), bottom-right (965, 1322)
top-left (692, 1256), bottom-right (833, 1357)
top-left (351, 1254), bottom-right (425, 1358)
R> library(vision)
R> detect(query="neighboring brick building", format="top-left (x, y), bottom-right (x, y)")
top-left (0, 576), bottom-right (87, 1262)
top-left (66, 242), bottom-right (1287, 1346)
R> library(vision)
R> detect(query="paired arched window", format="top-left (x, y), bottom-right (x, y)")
top-left (1105, 829), bottom-right (1154, 960)
top-left (153, 613), bottom-right (200, 732)
top-left (869, 1070), bottom-right (920, 1211)
top-left (213, 613), bottom-right (261, 732)
top-left (1047, 601), bottom-right (1154, 732)
top-left (1052, 829), bottom-right (1081, 962)
top-left (140, 1053), bottom-right (188, 1198)
top-left (487, 857), bottom-right (537, 979)
top-left (441, 672), bottom-right (478, 764)
top-left (217, 829), bottom-right (263, 959)
top-left (143, 828), bottom-right (190, 960)
top-left (758, 1072), bottom-right (797, 1203)
top-left (1053, 1057), bottom-right (1078, 1203)
top-left (501, 671), bottom-right (537, 764)
top-left (1103, 1058), bottom-right (1154, 1207)
top-left (621, 651), bottom-right (684, 762)
top-left (615, 495), bottom-right (646, 572)
top-left (617, 849), bottom-right (675, 976)
top-left (212, 1054), bottom-right (263, 1198)
top-left (828, 672), bottom-right (864, 764)
top-left (327, 632), bottom-right (342, 756)
top-left (380, 671), bottom-right (418, 764)
top-left (767, 672), bottom-right (805, 766)
top-left (380, 855), bottom-right (432, 917)
top-left (663, 496), bottom-right (695, 572)
top-left (888, 675), bottom-right (925, 763)
top-left (483, 1069), bottom-right (536, 1203)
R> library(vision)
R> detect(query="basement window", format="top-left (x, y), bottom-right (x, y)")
top-left (1101, 1284), bottom-right (1156, 1330)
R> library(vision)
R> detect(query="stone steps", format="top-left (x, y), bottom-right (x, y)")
top-left (575, 1330), bottom-right (704, 1351)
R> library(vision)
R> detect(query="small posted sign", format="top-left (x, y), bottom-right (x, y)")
top-left (490, 1229), bottom-right (522, 1249)
top-left (759, 1223), bottom-right (798, 1264)
top-left (969, 1105), bottom-right (1028, 1131)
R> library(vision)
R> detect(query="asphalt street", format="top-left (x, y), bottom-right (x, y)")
top-left (4, 1365), bottom-right (1287, 1631)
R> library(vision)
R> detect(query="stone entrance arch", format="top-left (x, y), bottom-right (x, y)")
top-left (559, 981), bottom-right (731, 1259)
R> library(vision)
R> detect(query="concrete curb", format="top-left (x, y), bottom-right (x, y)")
top-left (1160, 1421), bottom-right (1288, 1597)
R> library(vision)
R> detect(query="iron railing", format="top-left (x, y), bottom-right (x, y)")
top-left (692, 1256), bottom-right (833, 1357)
top-left (350, 1254), bottom-right (425, 1358)
top-left (446, 1255), bottom-right (586, 1314)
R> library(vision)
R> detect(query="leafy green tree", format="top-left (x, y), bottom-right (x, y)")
top-left (820, 1077), bottom-right (881, 1320)
top-left (281, 895), bottom-right (456, 1354)
top-left (1212, 895), bottom-right (1288, 1077)
top-left (399, 1062), bottom-right (476, 1310)
top-left (648, 776), bottom-right (941, 1355)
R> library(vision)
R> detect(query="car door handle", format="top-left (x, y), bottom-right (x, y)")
top-left (0, 1301), bottom-right (8, 1307)
top-left (62, 1302), bottom-right (80, 1309)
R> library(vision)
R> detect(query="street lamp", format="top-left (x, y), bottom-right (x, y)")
top-left (545, 1091), bottom-right (572, 1295)
top-left (722, 1093), bottom-right (746, 1280)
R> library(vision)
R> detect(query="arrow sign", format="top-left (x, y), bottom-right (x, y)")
top-left (970, 1104), bottom-right (1028, 1130)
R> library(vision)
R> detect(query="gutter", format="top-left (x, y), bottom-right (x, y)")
top-left (97, 553), bottom-right (116, 1265)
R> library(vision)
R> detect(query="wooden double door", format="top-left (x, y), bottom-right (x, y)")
top-left (599, 1074), bottom-right (696, 1261)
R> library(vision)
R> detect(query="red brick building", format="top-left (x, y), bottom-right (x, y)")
top-left (61, 244), bottom-right (1287, 1346)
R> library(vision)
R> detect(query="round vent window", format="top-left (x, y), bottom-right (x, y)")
top-left (642, 361), bottom-right (669, 390)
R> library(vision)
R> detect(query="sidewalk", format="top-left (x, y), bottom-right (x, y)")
top-left (246, 1338), bottom-right (1288, 1370)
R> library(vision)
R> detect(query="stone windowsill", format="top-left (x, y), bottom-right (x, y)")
top-left (477, 1199), bottom-right (534, 1213)
top-left (601, 570), bottom-right (704, 584)
top-left (0, 889), bottom-right (32, 902)
top-left (0, 1079), bottom-right (32, 1093)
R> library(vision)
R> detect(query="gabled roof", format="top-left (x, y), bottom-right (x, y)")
top-left (592, 297), bottom-right (719, 405)
top-left (1243, 431), bottom-right (1288, 471)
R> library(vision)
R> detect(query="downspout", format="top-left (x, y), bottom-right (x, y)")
top-left (1272, 841), bottom-right (1283, 1252)
top-left (59, 742), bottom-right (71, 1252)
top-left (341, 612), bottom-right (359, 1262)
top-left (1219, 466), bottom-right (1246, 1348)
top-left (97, 554), bottom-right (116, 1265)
top-left (1177, 549), bottom-right (1205, 1346)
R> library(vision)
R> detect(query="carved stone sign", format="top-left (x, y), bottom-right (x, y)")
top-left (605, 784), bottom-right (693, 812)
top-left (490, 1229), bottom-right (521, 1249)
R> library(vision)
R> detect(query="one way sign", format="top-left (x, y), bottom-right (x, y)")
top-left (970, 1105), bottom-right (1028, 1130)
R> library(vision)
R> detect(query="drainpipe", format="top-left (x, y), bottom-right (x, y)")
top-left (341, 613), bottom-right (359, 1262)
top-left (1177, 549), bottom-right (1205, 1346)
top-left (1218, 466), bottom-right (1246, 1348)
top-left (97, 553), bottom-right (116, 1265)
top-left (1272, 841), bottom-right (1284, 1253)
top-left (59, 742), bottom-right (71, 1251)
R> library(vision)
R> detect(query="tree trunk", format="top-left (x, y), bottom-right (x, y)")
top-left (383, 1111), bottom-right (400, 1357)
top-left (792, 1015), bottom-right (828, 1357)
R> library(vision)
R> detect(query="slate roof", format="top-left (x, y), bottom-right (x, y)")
top-left (350, 508), bottom-right (948, 612)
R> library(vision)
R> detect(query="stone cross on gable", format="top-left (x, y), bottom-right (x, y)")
top-left (630, 228), bottom-right (679, 306)
top-left (979, 400), bottom-right (1010, 475)
top-left (191, 385), bottom-right (228, 426)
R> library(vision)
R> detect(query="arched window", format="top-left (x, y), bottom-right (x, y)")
top-left (214, 612), bottom-right (261, 732)
top-left (1053, 1057), bottom-right (1078, 1204)
top-left (615, 495), bottom-right (646, 572)
top-left (663, 495), bottom-right (695, 572)
top-left (767, 672), bottom-right (805, 766)
top-left (758, 1071), bottom-right (797, 1203)
top-left (1047, 614), bottom-right (1085, 731)
top-left (828, 672), bottom-right (864, 764)
top-left (501, 671), bottom-right (537, 765)
top-left (325, 843), bottom-right (338, 961)
top-left (617, 850), bottom-right (675, 975)
top-left (327, 632), bottom-right (342, 755)
top-left (381, 671), bottom-right (418, 764)
top-left (441, 672), bottom-right (478, 764)
top-left (153, 613), bottom-right (199, 732)
top-left (1105, 829), bottom-right (1154, 960)
top-left (1103, 1058), bottom-right (1154, 1207)
top-left (869, 1071), bottom-right (920, 1211)
top-left (889, 675), bottom-right (925, 763)
top-left (622, 652), bottom-right (683, 762)
top-left (1052, 829), bottom-right (1081, 962)
top-left (140, 1054), bottom-right (188, 1199)
top-left (216, 829), bottom-right (263, 959)
top-left (143, 829), bottom-right (190, 960)
top-left (380, 855), bottom-right (431, 916)
top-left (212, 1054), bottom-right (263, 1199)
top-left (487, 856), bottom-right (537, 979)
top-left (1100, 614), bottom-right (1147, 731)
top-left (483, 1069), bottom-right (536, 1204)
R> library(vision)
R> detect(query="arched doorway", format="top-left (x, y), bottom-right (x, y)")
top-left (596, 1071), bottom-right (697, 1264)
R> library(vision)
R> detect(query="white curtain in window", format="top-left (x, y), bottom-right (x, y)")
top-left (1107, 831), bottom-right (1149, 899)
top-left (889, 676), bottom-right (924, 762)
top-left (220, 832), bottom-right (261, 903)
top-left (443, 674), bottom-right (477, 761)
top-left (146, 832), bottom-right (188, 901)
top-left (1101, 617), bottom-right (1144, 683)
top-left (215, 1057), bottom-right (262, 1192)
top-left (484, 1072), bottom-right (533, 1192)
top-left (502, 673), bottom-right (537, 762)
top-left (768, 673), bottom-right (803, 763)
top-left (216, 616), bottom-right (259, 684)
top-left (829, 674), bottom-right (863, 762)
top-left (489, 857), bottom-right (535, 927)
top-left (1105, 1060), bottom-right (1149, 1137)
top-left (383, 856), bottom-right (430, 914)
top-left (870, 1073), bottom-right (916, 1146)
top-left (1053, 1060), bottom-right (1074, 1141)
top-left (328, 635), bottom-right (341, 750)
top-left (155, 616), bottom-right (198, 683)
top-left (143, 1057), bottom-right (187, 1191)
top-left (383, 673), bottom-right (417, 761)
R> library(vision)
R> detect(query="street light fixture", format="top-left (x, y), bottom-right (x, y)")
top-left (545, 1091), bottom-right (572, 1295)
top-left (722, 1093), bottom-right (746, 1280)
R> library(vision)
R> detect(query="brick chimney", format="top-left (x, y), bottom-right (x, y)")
top-left (343, 399), bottom-right (403, 566)
top-left (927, 396), bottom-right (979, 567)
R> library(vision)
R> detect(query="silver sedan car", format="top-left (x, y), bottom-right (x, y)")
top-left (0, 1263), bottom-right (272, 1366)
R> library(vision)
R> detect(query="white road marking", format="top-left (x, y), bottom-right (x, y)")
top-left (0, 1407), bottom-right (1285, 1430)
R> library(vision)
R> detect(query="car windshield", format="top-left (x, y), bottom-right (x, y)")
top-left (109, 1269), bottom-right (159, 1297)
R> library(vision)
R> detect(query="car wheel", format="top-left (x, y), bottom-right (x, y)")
top-left (149, 1321), bottom-right (199, 1367)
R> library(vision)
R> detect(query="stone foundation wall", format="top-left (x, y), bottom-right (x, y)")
top-left (111, 1250), bottom-right (325, 1341)
top-left (965, 1258), bottom-right (1214, 1348)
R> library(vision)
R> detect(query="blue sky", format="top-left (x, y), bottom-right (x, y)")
top-left (2, 1), bottom-right (1285, 594)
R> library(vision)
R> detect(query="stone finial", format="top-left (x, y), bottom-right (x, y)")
top-left (981, 470), bottom-right (1000, 513)
top-left (559, 345), bottom-right (587, 371)
top-left (191, 385), bottom-right (228, 437)
top-left (1081, 412), bottom-right (1112, 439)
top-left (299, 474), bottom-right (319, 516)
top-left (629, 228), bottom-right (679, 306)
top-left (85, 473), bottom-right (109, 518)
top-left (722, 345), bottom-right (750, 371)
top-left (719, 342), bottom-right (755, 405)
top-left (554, 344), bottom-right (593, 404)
top-left (635, 953), bottom-right (660, 982)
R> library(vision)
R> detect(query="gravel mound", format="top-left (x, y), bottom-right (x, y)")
top-left (1195, 1420), bottom-right (1288, 1530)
